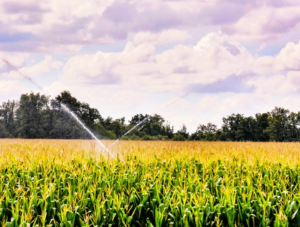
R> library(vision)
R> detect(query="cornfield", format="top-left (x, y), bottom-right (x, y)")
top-left (0, 140), bottom-right (300, 226)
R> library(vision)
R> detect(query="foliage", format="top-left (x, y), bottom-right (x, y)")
top-left (1, 92), bottom-right (300, 141)
top-left (190, 123), bottom-right (217, 141)
top-left (0, 140), bottom-right (300, 226)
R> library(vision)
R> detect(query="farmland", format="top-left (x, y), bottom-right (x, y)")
top-left (0, 140), bottom-right (300, 226)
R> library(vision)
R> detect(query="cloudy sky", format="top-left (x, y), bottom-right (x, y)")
top-left (1, 0), bottom-right (300, 132)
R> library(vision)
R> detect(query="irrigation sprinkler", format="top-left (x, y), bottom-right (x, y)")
top-left (108, 92), bottom-right (190, 149)
top-left (107, 116), bottom-right (150, 149)
top-left (61, 104), bottom-right (116, 159)
top-left (2, 59), bottom-right (115, 160)
top-left (2, 58), bottom-right (189, 157)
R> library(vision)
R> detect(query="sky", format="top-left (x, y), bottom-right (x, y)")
top-left (1, 0), bottom-right (300, 132)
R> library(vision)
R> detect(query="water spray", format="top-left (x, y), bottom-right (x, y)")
top-left (2, 59), bottom-right (115, 160)
top-left (2, 58), bottom-right (189, 157)
top-left (107, 116), bottom-right (150, 149)
top-left (61, 103), bottom-right (115, 159)
top-left (108, 92), bottom-right (189, 149)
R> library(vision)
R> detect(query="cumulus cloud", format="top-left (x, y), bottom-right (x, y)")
top-left (249, 71), bottom-right (300, 95)
top-left (225, 6), bottom-right (300, 41)
top-left (188, 76), bottom-right (255, 93)
top-left (133, 29), bottom-right (190, 46)
top-left (254, 39), bottom-right (300, 75)
top-left (61, 42), bottom-right (155, 85)
top-left (0, 80), bottom-right (26, 102)
top-left (0, 0), bottom-right (115, 52)
top-left (3, 30), bottom-right (299, 100)
top-left (0, 80), bottom-right (23, 93)
top-left (197, 91), bottom-right (300, 123)
top-left (2, 0), bottom-right (300, 52)
top-left (1, 55), bottom-right (63, 79)
top-left (276, 41), bottom-right (300, 71)
top-left (0, 51), bottom-right (28, 73)
top-left (58, 32), bottom-right (257, 93)
top-left (107, 90), bottom-right (149, 110)
top-left (2, 0), bottom-right (300, 132)
top-left (57, 32), bottom-right (300, 95)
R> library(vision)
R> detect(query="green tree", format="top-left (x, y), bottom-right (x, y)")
top-left (129, 114), bottom-right (168, 138)
top-left (0, 100), bottom-right (18, 137)
top-left (255, 113), bottom-right (269, 141)
top-left (285, 112), bottom-right (300, 141)
top-left (174, 124), bottom-right (189, 141)
top-left (56, 91), bottom-right (103, 129)
top-left (222, 114), bottom-right (244, 141)
top-left (55, 91), bottom-right (81, 112)
top-left (16, 92), bottom-right (49, 138)
top-left (110, 118), bottom-right (126, 138)
top-left (236, 116), bottom-right (257, 141)
top-left (0, 122), bottom-right (11, 138)
top-left (190, 123), bottom-right (217, 141)
top-left (161, 121), bottom-right (174, 139)
top-left (50, 99), bottom-right (92, 139)
top-left (265, 107), bottom-right (289, 141)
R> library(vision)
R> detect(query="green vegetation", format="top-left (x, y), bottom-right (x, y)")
top-left (1, 91), bottom-right (300, 141)
top-left (0, 140), bottom-right (300, 226)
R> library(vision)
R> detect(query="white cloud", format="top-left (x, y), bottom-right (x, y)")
top-left (276, 41), bottom-right (300, 71)
top-left (158, 95), bottom-right (190, 112)
top-left (107, 90), bottom-right (149, 111)
top-left (133, 29), bottom-right (190, 46)
top-left (21, 55), bottom-right (62, 75)
top-left (225, 6), bottom-right (300, 41)
top-left (254, 40), bottom-right (300, 74)
top-left (0, 52), bottom-right (29, 73)
top-left (249, 71), bottom-right (300, 95)
top-left (45, 0), bottom-right (115, 19)
top-left (2, 0), bottom-right (300, 134)
top-left (59, 32), bottom-right (255, 94)
top-left (0, 80), bottom-right (26, 102)
top-left (1, 55), bottom-right (63, 79)
top-left (0, 80), bottom-right (22, 93)
top-left (1, 0), bottom-right (300, 54)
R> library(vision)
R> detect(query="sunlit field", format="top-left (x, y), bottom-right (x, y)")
top-left (1, 140), bottom-right (300, 226)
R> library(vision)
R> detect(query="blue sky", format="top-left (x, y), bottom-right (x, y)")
top-left (1, 0), bottom-right (300, 132)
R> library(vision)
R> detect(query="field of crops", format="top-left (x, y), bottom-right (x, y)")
top-left (1, 140), bottom-right (300, 226)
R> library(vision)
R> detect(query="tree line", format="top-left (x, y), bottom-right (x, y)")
top-left (0, 91), bottom-right (299, 141)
